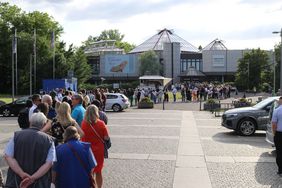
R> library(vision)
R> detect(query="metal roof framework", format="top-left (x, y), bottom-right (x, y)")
top-left (130, 28), bottom-right (199, 53)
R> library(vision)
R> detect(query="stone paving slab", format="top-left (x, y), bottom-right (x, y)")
top-left (109, 119), bottom-right (181, 126)
top-left (207, 162), bottom-right (282, 188)
top-left (108, 153), bottom-right (177, 161)
top-left (173, 167), bottom-right (212, 188)
top-left (108, 126), bottom-right (180, 137)
top-left (110, 138), bottom-right (178, 155)
top-left (103, 159), bottom-right (175, 188)
top-left (201, 140), bottom-right (274, 157)
top-left (173, 111), bottom-right (212, 188)
top-left (111, 135), bottom-right (179, 140)
top-left (176, 156), bottom-right (206, 168)
top-left (108, 112), bottom-right (182, 119)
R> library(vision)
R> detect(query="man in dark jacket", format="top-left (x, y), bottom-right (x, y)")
top-left (4, 112), bottom-right (56, 188)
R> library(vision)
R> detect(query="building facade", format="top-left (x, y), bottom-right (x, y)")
top-left (85, 29), bottom-right (272, 85)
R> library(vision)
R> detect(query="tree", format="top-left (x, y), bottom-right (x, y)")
top-left (139, 50), bottom-right (162, 76)
top-left (235, 49), bottom-right (270, 91)
top-left (69, 48), bottom-right (91, 88)
top-left (274, 43), bottom-right (281, 93)
top-left (0, 2), bottom-right (64, 94)
top-left (97, 29), bottom-right (124, 41)
top-left (83, 29), bottom-right (135, 53)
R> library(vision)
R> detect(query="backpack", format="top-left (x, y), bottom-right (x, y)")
top-left (17, 108), bottom-right (29, 129)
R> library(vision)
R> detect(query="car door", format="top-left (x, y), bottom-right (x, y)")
top-left (257, 102), bottom-right (274, 128)
top-left (105, 94), bottom-right (114, 110)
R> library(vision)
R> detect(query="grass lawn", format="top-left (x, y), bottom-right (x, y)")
top-left (0, 95), bottom-right (14, 104)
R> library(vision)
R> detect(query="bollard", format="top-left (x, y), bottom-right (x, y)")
top-left (199, 99), bottom-right (202, 111)
top-left (163, 98), bottom-right (165, 110)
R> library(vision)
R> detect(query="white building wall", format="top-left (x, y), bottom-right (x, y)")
top-left (203, 49), bottom-right (247, 73)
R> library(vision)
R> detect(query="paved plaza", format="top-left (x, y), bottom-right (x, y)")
top-left (1, 105), bottom-right (282, 187)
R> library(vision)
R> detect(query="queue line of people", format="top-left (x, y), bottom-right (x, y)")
top-left (4, 91), bottom-right (110, 188)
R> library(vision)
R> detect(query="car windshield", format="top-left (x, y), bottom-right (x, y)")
top-left (253, 97), bottom-right (276, 109)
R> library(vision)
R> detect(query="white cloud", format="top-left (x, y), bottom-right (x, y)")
top-left (3, 0), bottom-right (282, 49)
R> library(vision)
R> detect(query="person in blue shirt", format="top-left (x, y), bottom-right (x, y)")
top-left (271, 96), bottom-right (282, 175)
top-left (53, 126), bottom-right (96, 188)
top-left (71, 94), bottom-right (86, 126)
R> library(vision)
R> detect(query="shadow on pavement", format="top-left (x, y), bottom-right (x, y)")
top-left (254, 152), bottom-right (282, 187)
top-left (211, 131), bottom-right (272, 149)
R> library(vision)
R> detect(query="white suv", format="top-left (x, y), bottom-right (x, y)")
top-left (105, 93), bottom-right (130, 112)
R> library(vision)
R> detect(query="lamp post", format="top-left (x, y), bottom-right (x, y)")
top-left (273, 28), bottom-right (282, 95)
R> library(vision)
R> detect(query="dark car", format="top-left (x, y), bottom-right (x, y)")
top-left (222, 96), bottom-right (279, 136)
top-left (0, 96), bottom-right (31, 117)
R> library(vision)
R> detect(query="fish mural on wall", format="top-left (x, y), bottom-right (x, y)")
top-left (110, 61), bottom-right (128, 72)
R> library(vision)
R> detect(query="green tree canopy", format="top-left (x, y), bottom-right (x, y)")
top-left (0, 2), bottom-right (92, 94)
top-left (69, 48), bottom-right (91, 88)
top-left (235, 48), bottom-right (271, 91)
top-left (274, 43), bottom-right (281, 93)
top-left (139, 50), bottom-right (162, 76)
top-left (83, 29), bottom-right (135, 53)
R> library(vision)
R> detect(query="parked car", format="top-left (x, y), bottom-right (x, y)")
top-left (266, 99), bottom-right (279, 146)
top-left (222, 96), bottom-right (279, 136)
top-left (0, 96), bottom-right (31, 117)
top-left (105, 93), bottom-right (130, 112)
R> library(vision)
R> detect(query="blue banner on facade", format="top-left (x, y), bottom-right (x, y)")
top-left (105, 55), bottom-right (135, 74)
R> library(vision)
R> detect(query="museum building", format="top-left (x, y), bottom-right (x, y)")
top-left (85, 29), bottom-right (268, 84)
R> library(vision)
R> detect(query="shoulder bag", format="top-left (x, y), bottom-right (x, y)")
top-left (89, 123), bottom-right (111, 158)
top-left (67, 143), bottom-right (96, 188)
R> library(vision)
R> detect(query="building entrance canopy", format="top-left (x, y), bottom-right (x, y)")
top-left (139, 75), bottom-right (172, 89)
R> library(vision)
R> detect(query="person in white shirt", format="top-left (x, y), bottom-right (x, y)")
top-left (28, 94), bottom-right (41, 120)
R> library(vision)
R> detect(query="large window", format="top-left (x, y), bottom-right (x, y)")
top-left (88, 58), bottom-right (100, 75)
top-left (212, 55), bottom-right (225, 67)
top-left (181, 59), bottom-right (201, 72)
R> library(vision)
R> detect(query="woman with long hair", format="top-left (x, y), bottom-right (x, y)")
top-left (81, 105), bottom-right (110, 188)
top-left (42, 102), bottom-right (84, 143)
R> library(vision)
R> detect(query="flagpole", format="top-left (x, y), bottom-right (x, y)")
top-left (15, 28), bottom-right (18, 96)
top-left (33, 29), bottom-right (36, 93)
top-left (52, 31), bottom-right (55, 79)
top-left (11, 32), bottom-right (15, 102)
top-left (30, 54), bottom-right (32, 95)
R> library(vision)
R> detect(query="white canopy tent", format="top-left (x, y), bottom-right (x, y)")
top-left (139, 75), bottom-right (172, 89)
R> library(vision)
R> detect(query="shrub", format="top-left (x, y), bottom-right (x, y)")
top-left (140, 97), bottom-right (152, 103)
top-left (206, 98), bottom-right (217, 104)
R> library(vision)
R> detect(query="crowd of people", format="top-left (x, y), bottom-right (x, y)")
top-left (4, 88), bottom-right (110, 188)
top-left (109, 82), bottom-right (236, 106)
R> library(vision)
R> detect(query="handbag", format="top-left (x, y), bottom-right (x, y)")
top-left (89, 123), bottom-right (111, 158)
top-left (67, 143), bottom-right (96, 188)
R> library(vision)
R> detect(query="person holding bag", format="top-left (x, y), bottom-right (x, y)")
top-left (53, 126), bottom-right (97, 188)
top-left (81, 105), bottom-right (110, 188)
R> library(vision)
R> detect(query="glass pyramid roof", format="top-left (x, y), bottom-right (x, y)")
top-left (202, 39), bottom-right (228, 51)
top-left (129, 29), bottom-right (198, 53)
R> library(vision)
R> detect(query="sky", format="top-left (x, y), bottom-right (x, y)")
top-left (3, 0), bottom-right (282, 50)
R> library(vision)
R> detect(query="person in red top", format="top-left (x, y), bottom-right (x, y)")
top-left (81, 105), bottom-right (109, 188)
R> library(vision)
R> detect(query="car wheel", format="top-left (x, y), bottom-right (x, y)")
top-left (237, 118), bottom-right (256, 136)
top-left (112, 104), bottom-right (121, 112)
top-left (3, 108), bottom-right (11, 117)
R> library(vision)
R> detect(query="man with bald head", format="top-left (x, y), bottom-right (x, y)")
top-left (42, 94), bottom-right (56, 119)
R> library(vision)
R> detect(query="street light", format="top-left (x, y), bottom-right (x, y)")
top-left (273, 28), bottom-right (282, 95)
